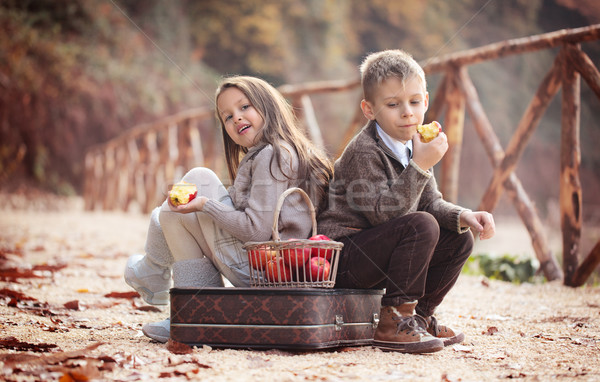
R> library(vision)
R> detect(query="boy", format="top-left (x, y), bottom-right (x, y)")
top-left (318, 50), bottom-right (495, 353)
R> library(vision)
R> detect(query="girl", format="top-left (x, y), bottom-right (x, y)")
top-left (125, 76), bottom-right (333, 342)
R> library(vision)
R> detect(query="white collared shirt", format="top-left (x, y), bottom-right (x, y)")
top-left (376, 123), bottom-right (412, 167)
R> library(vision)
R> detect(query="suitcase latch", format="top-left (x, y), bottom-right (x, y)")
top-left (372, 313), bottom-right (380, 329)
top-left (335, 315), bottom-right (344, 331)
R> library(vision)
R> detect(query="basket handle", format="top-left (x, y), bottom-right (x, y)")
top-left (271, 187), bottom-right (317, 241)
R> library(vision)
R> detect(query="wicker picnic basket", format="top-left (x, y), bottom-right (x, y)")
top-left (243, 187), bottom-right (343, 288)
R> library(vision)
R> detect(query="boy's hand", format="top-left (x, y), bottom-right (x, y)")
top-left (167, 193), bottom-right (208, 213)
top-left (460, 210), bottom-right (496, 240)
top-left (411, 131), bottom-right (448, 171)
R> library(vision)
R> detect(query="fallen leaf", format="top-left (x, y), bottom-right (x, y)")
top-left (40, 342), bottom-right (104, 366)
top-left (64, 300), bottom-right (81, 310)
top-left (32, 264), bottom-right (67, 272)
top-left (533, 333), bottom-right (554, 341)
top-left (104, 291), bottom-right (140, 299)
top-left (0, 287), bottom-right (39, 302)
top-left (0, 336), bottom-right (59, 352)
top-left (0, 267), bottom-right (43, 281)
top-left (483, 326), bottom-right (499, 335)
top-left (136, 305), bottom-right (161, 312)
top-left (167, 339), bottom-right (193, 354)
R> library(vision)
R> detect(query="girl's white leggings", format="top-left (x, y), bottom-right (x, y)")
top-left (158, 167), bottom-right (251, 287)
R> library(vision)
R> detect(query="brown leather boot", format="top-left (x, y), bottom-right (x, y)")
top-left (415, 314), bottom-right (465, 346)
top-left (373, 301), bottom-right (444, 353)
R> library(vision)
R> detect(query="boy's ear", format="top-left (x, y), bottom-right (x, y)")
top-left (360, 99), bottom-right (376, 121)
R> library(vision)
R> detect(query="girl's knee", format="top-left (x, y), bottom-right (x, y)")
top-left (180, 167), bottom-right (227, 199)
top-left (182, 167), bottom-right (218, 184)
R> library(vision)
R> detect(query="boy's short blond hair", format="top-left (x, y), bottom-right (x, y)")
top-left (359, 49), bottom-right (427, 102)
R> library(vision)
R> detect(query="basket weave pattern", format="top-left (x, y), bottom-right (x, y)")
top-left (243, 188), bottom-right (342, 288)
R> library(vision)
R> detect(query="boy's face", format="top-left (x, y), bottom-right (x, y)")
top-left (361, 76), bottom-right (428, 144)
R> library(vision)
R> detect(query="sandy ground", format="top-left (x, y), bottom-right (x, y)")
top-left (0, 196), bottom-right (599, 381)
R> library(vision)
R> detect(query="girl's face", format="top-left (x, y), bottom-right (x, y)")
top-left (217, 87), bottom-right (265, 148)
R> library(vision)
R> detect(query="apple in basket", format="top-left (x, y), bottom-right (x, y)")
top-left (281, 239), bottom-right (312, 269)
top-left (248, 246), bottom-right (277, 270)
top-left (308, 234), bottom-right (333, 261)
top-left (305, 256), bottom-right (331, 282)
top-left (265, 257), bottom-right (293, 283)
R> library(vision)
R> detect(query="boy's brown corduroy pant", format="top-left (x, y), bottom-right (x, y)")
top-left (334, 211), bottom-right (474, 317)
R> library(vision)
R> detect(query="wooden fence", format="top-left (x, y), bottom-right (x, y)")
top-left (84, 25), bottom-right (600, 286)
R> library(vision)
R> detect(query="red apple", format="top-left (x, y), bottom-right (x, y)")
top-left (309, 234), bottom-right (333, 261)
top-left (305, 256), bottom-right (331, 282)
top-left (265, 257), bottom-right (292, 283)
top-left (281, 239), bottom-right (311, 269)
top-left (248, 246), bottom-right (277, 270)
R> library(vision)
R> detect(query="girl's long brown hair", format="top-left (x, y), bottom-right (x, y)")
top-left (215, 76), bottom-right (333, 212)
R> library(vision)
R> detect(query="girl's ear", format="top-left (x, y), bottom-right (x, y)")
top-left (424, 91), bottom-right (429, 111)
top-left (360, 99), bottom-right (376, 120)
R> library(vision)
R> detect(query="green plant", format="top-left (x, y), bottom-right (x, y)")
top-left (463, 253), bottom-right (540, 284)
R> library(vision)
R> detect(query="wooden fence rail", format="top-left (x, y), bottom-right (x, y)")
top-left (84, 24), bottom-right (600, 286)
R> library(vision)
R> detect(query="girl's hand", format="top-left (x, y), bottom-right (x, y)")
top-left (167, 194), bottom-right (208, 213)
top-left (460, 210), bottom-right (496, 240)
top-left (411, 132), bottom-right (448, 171)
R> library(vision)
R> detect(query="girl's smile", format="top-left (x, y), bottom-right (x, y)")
top-left (217, 87), bottom-right (265, 148)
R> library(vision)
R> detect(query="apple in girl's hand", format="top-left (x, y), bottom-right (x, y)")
top-left (265, 258), bottom-right (292, 282)
top-left (305, 256), bottom-right (331, 282)
top-left (309, 234), bottom-right (333, 261)
top-left (281, 239), bottom-right (312, 269)
top-left (170, 181), bottom-right (198, 206)
top-left (248, 247), bottom-right (277, 270)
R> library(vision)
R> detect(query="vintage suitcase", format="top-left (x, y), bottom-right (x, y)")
top-left (170, 287), bottom-right (383, 350)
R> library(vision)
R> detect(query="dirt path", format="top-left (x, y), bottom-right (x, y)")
top-left (1, 197), bottom-right (599, 381)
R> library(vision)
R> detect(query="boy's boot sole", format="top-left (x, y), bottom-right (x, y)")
top-left (373, 337), bottom-right (444, 353)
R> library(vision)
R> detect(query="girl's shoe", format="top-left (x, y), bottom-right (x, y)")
top-left (142, 318), bottom-right (170, 343)
top-left (124, 254), bottom-right (171, 305)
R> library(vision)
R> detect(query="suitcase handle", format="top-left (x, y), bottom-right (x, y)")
top-left (271, 187), bottom-right (317, 241)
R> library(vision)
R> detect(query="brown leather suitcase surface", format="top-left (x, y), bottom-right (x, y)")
top-left (170, 287), bottom-right (383, 350)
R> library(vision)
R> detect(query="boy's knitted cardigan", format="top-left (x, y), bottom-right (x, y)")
top-left (317, 121), bottom-right (469, 241)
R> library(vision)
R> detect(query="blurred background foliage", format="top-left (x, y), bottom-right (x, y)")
top-left (1, 0), bottom-right (599, 221)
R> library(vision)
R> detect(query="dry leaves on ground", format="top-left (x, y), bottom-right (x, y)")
top-left (0, 198), bottom-right (599, 381)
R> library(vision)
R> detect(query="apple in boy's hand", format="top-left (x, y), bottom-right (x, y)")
top-left (265, 258), bottom-right (292, 283)
top-left (248, 247), bottom-right (277, 270)
top-left (305, 256), bottom-right (331, 281)
top-left (281, 239), bottom-right (311, 269)
top-left (308, 234), bottom-right (333, 261)
top-left (417, 121), bottom-right (442, 143)
top-left (170, 181), bottom-right (198, 206)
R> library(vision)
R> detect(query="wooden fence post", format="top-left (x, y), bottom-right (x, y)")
top-left (560, 44), bottom-right (583, 286)
top-left (479, 57), bottom-right (562, 212)
top-left (457, 68), bottom-right (563, 282)
top-left (440, 66), bottom-right (466, 203)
